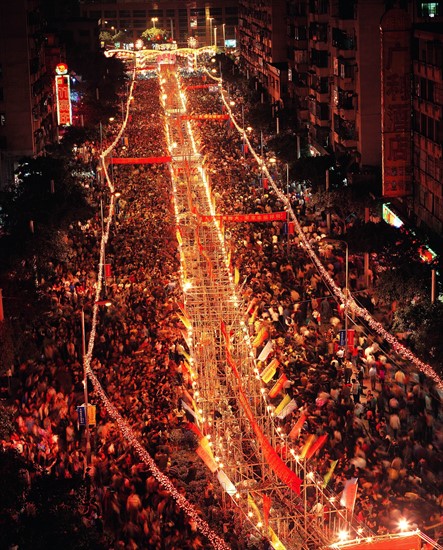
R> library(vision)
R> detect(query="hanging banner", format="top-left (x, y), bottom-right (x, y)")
top-left (183, 84), bottom-right (215, 90)
top-left (340, 477), bottom-right (358, 512)
top-left (380, 8), bottom-right (412, 198)
top-left (274, 394), bottom-right (291, 417)
top-left (268, 374), bottom-right (288, 399)
top-left (336, 534), bottom-right (421, 550)
top-left (104, 263), bottom-right (112, 278)
top-left (276, 398), bottom-right (297, 419)
top-left (257, 340), bottom-right (274, 362)
top-left (110, 156), bottom-right (172, 165)
top-left (199, 211), bottom-right (287, 223)
top-left (217, 470), bottom-right (237, 496)
top-left (180, 114), bottom-right (230, 120)
top-left (305, 434), bottom-right (328, 460)
top-left (289, 413), bottom-right (307, 440)
top-left (196, 445), bottom-right (218, 473)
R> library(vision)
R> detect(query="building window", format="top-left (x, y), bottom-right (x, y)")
top-left (419, 2), bottom-right (440, 17)
top-left (119, 10), bottom-right (130, 17)
top-left (133, 10), bottom-right (146, 18)
top-left (104, 10), bottom-right (117, 18)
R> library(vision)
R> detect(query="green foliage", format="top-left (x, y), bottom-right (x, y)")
top-left (112, 30), bottom-right (131, 45)
top-left (99, 30), bottom-right (113, 45)
top-left (141, 27), bottom-right (168, 44)
top-left (374, 261), bottom-right (432, 305)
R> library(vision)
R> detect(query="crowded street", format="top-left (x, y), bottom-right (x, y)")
top-left (1, 51), bottom-right (442, 550)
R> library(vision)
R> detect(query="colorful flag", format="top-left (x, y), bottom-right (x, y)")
top-left (289, 413), bottom-right (307, 440)
top-left (340, 478), bottom-right (358, 512)
top-left (257, 339), bottom-right (274, 361)
top-left (276, 398), bottom-right (297, 419)
top-left (299, 434), bottom-right (316, 459)
top-left (217, 470), bottom-right (236, 496)
top-left (274, 394), bottom-right (291, 416)
top-left (260, 358), bottom-right (278, 383)
top-left (268, 374), bottom-right (288, 399)
top-left (323, 459), bottom-right (338, 488)
top-left (305, 434), bottom-right (328, 460)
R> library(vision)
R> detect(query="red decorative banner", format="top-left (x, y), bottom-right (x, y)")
top-left (183, 84), bottom-right (214, 90)
top-left (180, 114), bottom-right (230, 121)
top-left (305, 434), bottom-right (328, 460)
top-left (199, 212), bottom-right (287, 223)
top-left (339, 534), bottom-right (421, 550)
top-left (110, 156), bottom-right (172, 165)
top-left (268, 374), bottom-right (288, 399)
top-left (220, 321), bottom-right (302, 495)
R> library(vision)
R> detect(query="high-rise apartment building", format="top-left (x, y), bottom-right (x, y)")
top-left (412, 24), bottom-right (443, 235)
top-left (0, 1), bottom-right (58, 187)
top-left (238, 0), bottom-right (443, 239)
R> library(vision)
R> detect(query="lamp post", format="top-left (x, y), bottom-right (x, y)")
top-left (222, 23), bottom-right (226, 49)
top-left (151, 17), bottom-right (158, 28)
top-left (208, 17), bottom-right (214, 46)
top-left (214, 26), bottom-right (217, 48)
top-left (322, 238), bottom-right (349, 357)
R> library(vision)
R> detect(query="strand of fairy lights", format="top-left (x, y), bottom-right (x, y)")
top-left (79, 63), bottom-right (231, 550)
top-left (202, 67), bottom-right (442, 391)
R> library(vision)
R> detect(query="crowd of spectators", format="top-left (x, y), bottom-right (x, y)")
top-left (1, 58), bottom-right (442, 550)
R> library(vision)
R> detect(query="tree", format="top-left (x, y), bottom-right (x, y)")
top-left (141, 26), bottom-right (168, 45)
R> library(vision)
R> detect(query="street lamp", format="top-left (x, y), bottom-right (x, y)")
top-left (208, 17), bottom-right (214, 46)
top-left (321, 238), bottom-right (349, 357)
top-left (151, 17), bottom-right (158, 28)
top-left (214, 26), bottom-right (218, 48)
top-left (222, 23), bottom-right (226, 49)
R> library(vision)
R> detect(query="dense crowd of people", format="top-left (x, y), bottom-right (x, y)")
top-left (1, 57), bottom-right (442, 550)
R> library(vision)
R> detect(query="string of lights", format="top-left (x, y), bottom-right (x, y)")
top-left (79, 62), bottom-right (231, 550)
top-left (205, 67), bottom-right (442, 391)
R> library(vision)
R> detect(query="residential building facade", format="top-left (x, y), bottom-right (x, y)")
top-left (0, 1), bottom-right (58, 187)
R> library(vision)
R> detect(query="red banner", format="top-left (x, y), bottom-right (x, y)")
top-left (183, 84), bottom-right (214, 90)
top-left (340, 534), bottom-right (421, 550)
top-left (180, 114), bottom-right (230, 121)
top-left (199, 212), bottom-right (287, 223)
top-left (110, 156), bottom-right (172, 165)
top-left (221, 320), bottom-right (302, 495)
top-left (104, 264), bottom-right (112, 278)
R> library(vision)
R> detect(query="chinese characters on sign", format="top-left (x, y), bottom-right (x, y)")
top-left (380, 9), bottom-right (412, 198)
top-left (55, 74), bottom-right (72, 126)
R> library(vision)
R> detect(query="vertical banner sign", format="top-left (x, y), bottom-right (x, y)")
top-left (380, 9), bottom-right (412, 198)
top-left (55, 63), bottom-right (72, 126)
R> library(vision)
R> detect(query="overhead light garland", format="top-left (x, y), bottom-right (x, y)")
top-left (203, 67), bottom-right (442, 391)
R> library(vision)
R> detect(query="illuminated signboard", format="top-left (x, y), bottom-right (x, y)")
top-left (225, 39), bottom-right (236, 48)
top-left (382, 203), bottom-right (403, 228)
top-left (55, 63), bottom-right (72, 126)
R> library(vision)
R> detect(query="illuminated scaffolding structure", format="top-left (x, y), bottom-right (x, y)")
top-left (158, 62), bottom-right (370, 549)
top-left (100, 47), bottom-right (442, 550)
